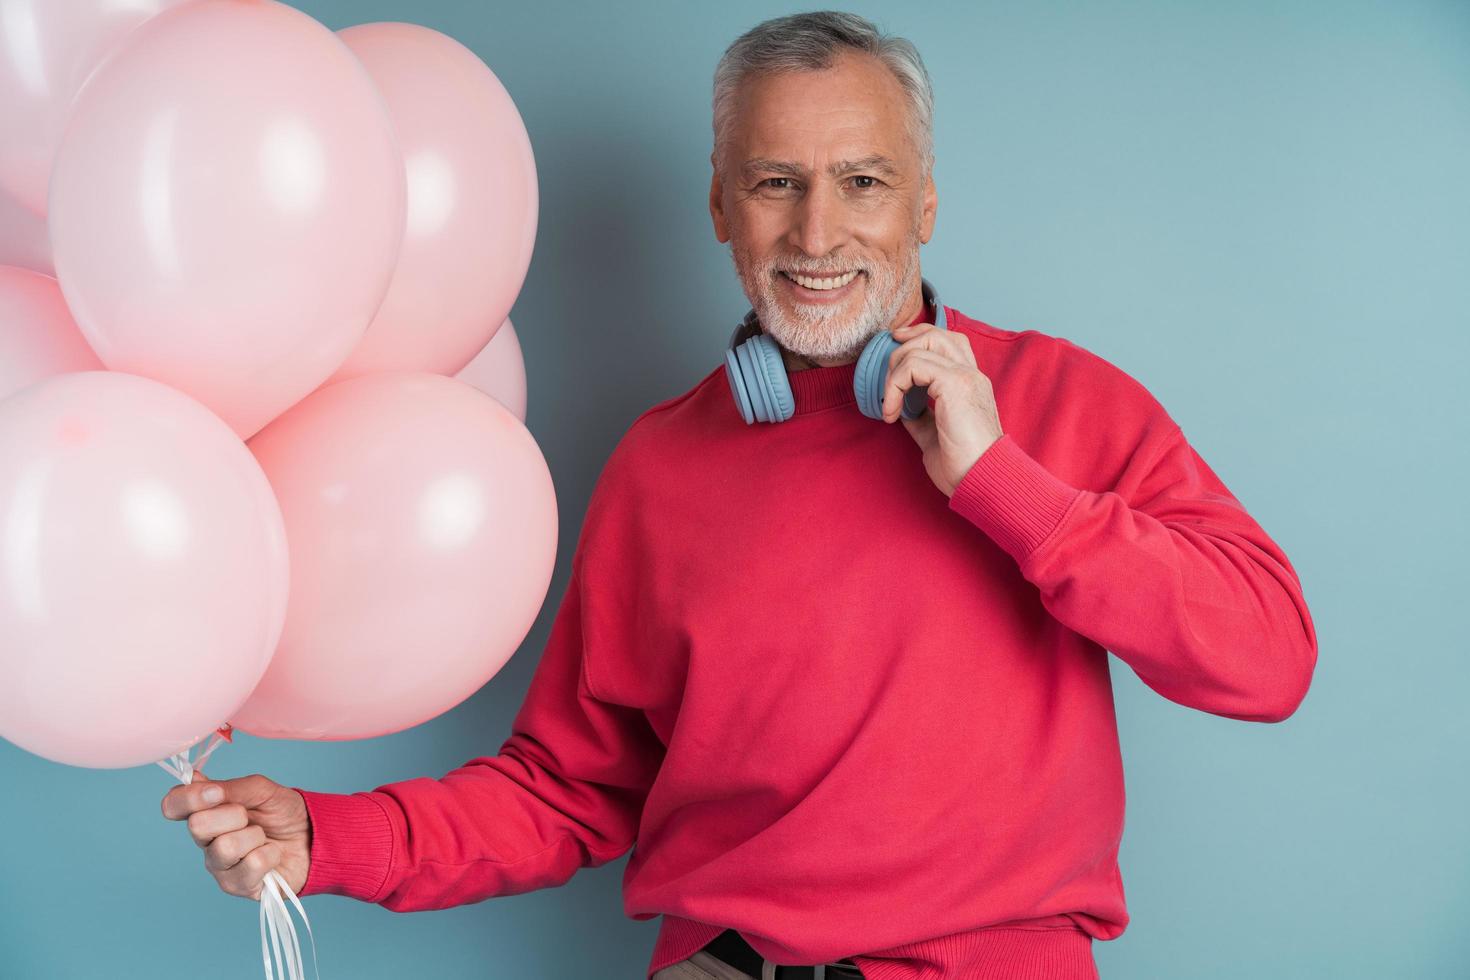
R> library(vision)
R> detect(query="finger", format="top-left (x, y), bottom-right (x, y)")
top-left (890, 320), bottom-right (935, 338)
top-left (205, 824), bottom-right (267, 875)
top-left (891, 321), bottom-right (977, 367)
top-left (186, 802), bottom-right (250, 849)
top-left (215, 774), bottom-right (282, 811)
top-left (220, 841), bottom-right (280, 902)
top-left (882, 351), bottom-right (952, 421)
top-left (163, 773), bottom-right (276, 821)
top-left (883, 341), bottom-right (940, 420)
top-left (884, 332), bottom-right (971, 411)
top-left (162, 772), bottom-right (225, 820)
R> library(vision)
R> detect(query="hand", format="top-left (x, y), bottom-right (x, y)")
top-left (881, 320), bottom-right (1004, 497)
top-left (161, 772), bottom-right (312, 901)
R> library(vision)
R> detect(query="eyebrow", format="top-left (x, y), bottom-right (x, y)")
top-left (740, 154), bottom-right (899, 181)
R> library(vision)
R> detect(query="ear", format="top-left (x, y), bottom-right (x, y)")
top-left (709, 153), bottom-right (731, 244)
top-left (919, 170), bottom-right (937, 245)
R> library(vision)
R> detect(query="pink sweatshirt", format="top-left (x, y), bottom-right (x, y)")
top-left (294, 301), bottom-right (1317, 980)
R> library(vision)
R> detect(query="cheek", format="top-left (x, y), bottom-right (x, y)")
top-left (850, 203), bottom-right (916, 251)
top-left (736, 201), bottom-right (793, 239)
top-left (731, 212), bottom-right (791, 262)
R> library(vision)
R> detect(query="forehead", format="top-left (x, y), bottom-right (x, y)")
top-left (730, 51), bottom-right (913, 164)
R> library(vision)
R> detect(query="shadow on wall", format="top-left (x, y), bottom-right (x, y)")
top-left (423, 118), bottom-right (709, 976)
top-left (528, 122), bottom-right (722, 473)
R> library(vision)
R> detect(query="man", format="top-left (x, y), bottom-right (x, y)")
top-left (162, 12), bottom-right (1317, 980)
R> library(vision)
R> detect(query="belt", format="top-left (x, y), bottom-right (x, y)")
top-left (701, 929), bottom-right (865, 979)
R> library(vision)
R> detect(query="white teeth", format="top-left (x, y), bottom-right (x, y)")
top-left (787, 269), bottom-right (859, 291)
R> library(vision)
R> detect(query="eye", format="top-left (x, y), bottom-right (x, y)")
top-left (760, 177), bottom-right (794, 190)
top-left (852, 175), bottom-right (879, 189)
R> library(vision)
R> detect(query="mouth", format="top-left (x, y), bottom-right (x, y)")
top-left (778, 268), bottom-right (864, 303)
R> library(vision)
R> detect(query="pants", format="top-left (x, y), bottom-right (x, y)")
top-left (652, 948), bottom-right (863, 980)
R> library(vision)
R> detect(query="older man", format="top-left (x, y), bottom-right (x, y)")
top-left (162, 11), bottom-right (1317, 980)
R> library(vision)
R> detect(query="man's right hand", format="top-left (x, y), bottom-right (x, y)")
top-left (161, 772), bottom-right (312, 901)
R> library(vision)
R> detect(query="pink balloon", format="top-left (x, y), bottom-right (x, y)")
top-left (231, 372), bottom-right (557, 740)
top-left (0, 188), bottom-right (54, 274)
top-left (0, 0), bottom-right (186, 215)
top-left (325, 22), bottom-right (537, 382)
top-left (0, 265), bottom-right (103, 400)
top-left (454, 317), bottom-right (527, 422)
top-left (0, 371), bottom-right (290, 769)
top-left (48, 0), bottom-right (407, 439)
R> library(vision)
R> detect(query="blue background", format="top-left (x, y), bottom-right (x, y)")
top-left (2, 1), bottom-right (1466, 977)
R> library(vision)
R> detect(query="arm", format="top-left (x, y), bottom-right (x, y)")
top-left (949, 427), bottom-right (1318, 723)
top-left (292, 562), bottom-right (665, 911)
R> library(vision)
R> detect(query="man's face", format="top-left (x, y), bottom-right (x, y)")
top-left (710, 50), bottom-right (937, 365)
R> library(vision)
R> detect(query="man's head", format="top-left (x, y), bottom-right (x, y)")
top-left (709, 11), bottom-right (938, 367)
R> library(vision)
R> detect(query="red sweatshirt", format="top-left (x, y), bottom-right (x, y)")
top-left (295, 301), bottom-right (1317, 980)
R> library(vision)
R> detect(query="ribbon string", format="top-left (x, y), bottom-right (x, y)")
top-left (157, 725), bottom-right (321, 980)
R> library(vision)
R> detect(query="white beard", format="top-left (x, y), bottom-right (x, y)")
top-left (729, 228), bottom-right (922, 363)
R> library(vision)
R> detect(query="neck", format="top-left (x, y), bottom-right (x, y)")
top-left (780, 279), bottom-right (927, 373)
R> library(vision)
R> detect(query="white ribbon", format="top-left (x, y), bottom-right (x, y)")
top-left (158, 727), bottom-right (321, 980)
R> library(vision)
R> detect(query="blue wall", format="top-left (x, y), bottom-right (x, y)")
top-left (2, 1), bottom-right (1466, 977)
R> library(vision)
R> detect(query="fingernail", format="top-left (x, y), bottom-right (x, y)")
top-left (202, 786), bottom-right (223, 804)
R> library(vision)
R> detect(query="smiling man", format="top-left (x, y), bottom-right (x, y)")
top-left (713, 36), bottom-right (935, 370)
top-left (162, 11), bottom-right (1318, 980)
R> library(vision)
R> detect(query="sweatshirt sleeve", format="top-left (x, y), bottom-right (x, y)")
top-left (291, 561), bottom-right (666, 910)
top-left (947, 427), bottom-right (1318, 723)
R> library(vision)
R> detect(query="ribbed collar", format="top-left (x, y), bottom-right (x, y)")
top-left (788, 303), bottom-right (934, 416)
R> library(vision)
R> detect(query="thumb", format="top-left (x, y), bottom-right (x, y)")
top-left (212, 773), bottom-right (285, 811)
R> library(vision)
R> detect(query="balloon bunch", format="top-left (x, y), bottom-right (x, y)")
top-left (0, 2), bottom-right (551, 977)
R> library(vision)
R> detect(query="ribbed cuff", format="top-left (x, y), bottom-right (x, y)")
top-left (295, 788), bottom-right (395, 903)
top-left (948, 433), bottom-right (1084, 564)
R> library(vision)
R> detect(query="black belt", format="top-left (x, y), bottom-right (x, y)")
top-left (701, 929), bottom-right (865, 979)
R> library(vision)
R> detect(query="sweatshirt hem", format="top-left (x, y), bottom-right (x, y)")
top-left (646, 914), bottom-right (1097, 980)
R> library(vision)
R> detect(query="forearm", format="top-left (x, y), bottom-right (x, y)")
top-left (295, 739), bottom-right (648, 910)
top-left (951, 431), bottom-right (1318, 723)
top-left (294, 565), bottom-right (666, 910)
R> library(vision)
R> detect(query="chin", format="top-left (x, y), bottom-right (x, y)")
top-left (770, 317), bottom-right (877, 362)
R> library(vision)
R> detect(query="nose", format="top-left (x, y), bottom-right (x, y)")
top-left (787, 179), bottom-right (849, 259)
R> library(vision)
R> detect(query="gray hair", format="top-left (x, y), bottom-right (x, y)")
top-left (712, 11), bottom-right (935, 177)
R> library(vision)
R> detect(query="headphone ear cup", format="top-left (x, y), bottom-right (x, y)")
top-left (735, 341), bottom-right (767, 419)
top-left (854, 331), bottom-right (899, 420)
top-left (727, 333), bottom-right (795, 423)
top-left (724, 346), bottom-right (757, 424)
top-left (749, 333), bottom-right (795, 422)
top-left (724, 310), bottom-right (795, 423)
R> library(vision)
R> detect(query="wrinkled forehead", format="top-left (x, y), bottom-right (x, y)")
top-left (727, 58), bottom-right (918, 171)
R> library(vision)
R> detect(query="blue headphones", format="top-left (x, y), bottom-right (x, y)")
top-left (724, 276), bottom-right (946, 424)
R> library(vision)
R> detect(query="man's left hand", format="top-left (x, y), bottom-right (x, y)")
top-left (881, 320), bottom-right (1004, 498)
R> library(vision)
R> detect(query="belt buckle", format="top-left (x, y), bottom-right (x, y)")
top-left (765, 965), bottom-right (824, 980)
